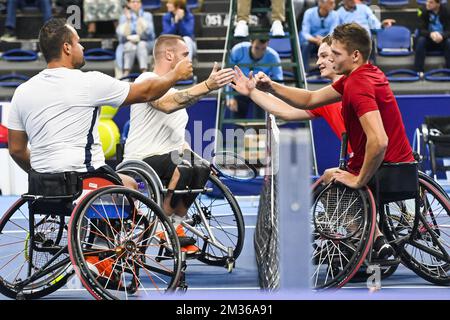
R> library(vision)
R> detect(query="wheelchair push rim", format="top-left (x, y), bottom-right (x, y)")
top-left (384, 178), bottom-right (450, 285)
top-left (67, 186), bottom-right (183, 300)
top-left (311, 183), bottom-right (377, 289)
top-left (0, 198), bottom-right (72, 299)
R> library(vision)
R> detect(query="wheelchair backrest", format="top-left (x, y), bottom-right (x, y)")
top-left (26, 171), bottom-right (122, 216)
top-left (425, 116), bottom-right (450, 135)
top-left (369, 162), bottom-right (419, 204)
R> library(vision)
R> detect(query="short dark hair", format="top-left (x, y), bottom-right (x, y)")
top-left (251, 39), bottom-right (269, 44)
top-left (39, 18), bottom-right (74, 63)
top-left (332, 23), bottom-right (372, 61)
top-left (321, 34), bottom-right (332, 46)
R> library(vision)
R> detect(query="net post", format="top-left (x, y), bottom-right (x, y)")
top-left (279, 128), bottom-right (311, 292)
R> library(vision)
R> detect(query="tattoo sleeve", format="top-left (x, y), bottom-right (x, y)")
top-left (172, 89), bottom-right (202, 108)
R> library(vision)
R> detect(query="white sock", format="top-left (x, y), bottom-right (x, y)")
top-left (171, 214), bottom-right (186, 228)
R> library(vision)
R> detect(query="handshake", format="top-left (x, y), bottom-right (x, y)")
top-left (230, 66), bottom-right (274, 96)
top-left (172, 61), bottom-right (275, 97)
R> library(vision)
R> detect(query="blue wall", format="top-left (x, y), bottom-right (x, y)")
top-left (113, 95), bottom-right (450, 175)
top-left (313, 94), bottom-right (450, 174)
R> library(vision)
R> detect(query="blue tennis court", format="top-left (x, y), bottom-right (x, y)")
top-left (0, 186), bottom-right (449, 300)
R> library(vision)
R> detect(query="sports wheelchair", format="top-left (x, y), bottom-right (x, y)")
top-left (0, 170), bottom-right (183, 300)
top-left (311, 134), bottom-right (450, 289)
top-left (116, 151), bottom-right (250, 273)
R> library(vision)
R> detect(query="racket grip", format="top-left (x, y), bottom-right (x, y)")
top-left (339, 132), bottom-right (348, 170)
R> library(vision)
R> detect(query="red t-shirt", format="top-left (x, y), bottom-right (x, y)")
top-left (0, 124), bottom-right (7, 145)
top-left (331, 63), bottom-right (414, 173)
top-left (307, 102), bottom-right (353, 153)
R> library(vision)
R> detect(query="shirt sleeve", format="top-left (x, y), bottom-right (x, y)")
top-left (366, 5), bottom-right (381, 30)
top-left (331, 75), bottom-right (345, 95)
top-left (162, 13), bottom-right (177, 34)
top-left (301, 9), bottom-right (313, 42)
top-left (7, 92), bottom-right (25, 131)
top-left (329, 11), bottom-right (339, 33)
top-left (179, 12), bottom-right (195, 37)
top-left (86, 71), bottom-right (130, 108)
top-left (306, 108), bottom-right (322, 118)
top-left (271, 53), bottom-right (283, 81)
top-left (349, 76), bottom-right (379, 117)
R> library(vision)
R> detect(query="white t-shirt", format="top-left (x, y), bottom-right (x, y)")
top-left (124, 72), bottom-right (188, 160)
top-left (8, 68), bottom-right (130, 173)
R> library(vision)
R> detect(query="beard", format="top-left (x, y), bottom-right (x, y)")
top-left (74, 57), bottom-right (86, 69)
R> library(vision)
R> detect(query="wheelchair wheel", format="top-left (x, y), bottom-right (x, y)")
top-left (68, 186), bottom-right (183, 300)
top-left (0, 198), bottom-right (73, 299)
top-left (116, 167), bottom-right (162, 207)
top-left (418, 171), bottom-right (449, 201)
top-left (186, 174), bottom-right (245, 267)
top-left (383, 178), bottom-right (450, 285)
top-left (349, 263), bottom-right (399, 283)
top-left (311, 183), bottom-right (377, 289)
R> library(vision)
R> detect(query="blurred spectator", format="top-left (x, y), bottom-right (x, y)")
top-left (162, 0), bottom-right (196, 60)
top-left (227, 39), bottom-right (283, 119)
top-left (234, 0), bottom-right (286, 37)
top-left (116, 0), bottom-right (155, 76)
top-left (336, 0), bottom-right (396, 36)
top-left (414, 0), bottom-right (450, 73)
top-left (84, 0), bottom-right (123, 38)
top-left (1, 0), bottom-right (52, 41)
top-left (337, 0), bottom-right (395, 61)
top-left (300, 0), bottom-right (339, 72)
top-left (0, 0), bottom-right (6, 14)
top-left (294, 0), bottom-right (320, 31)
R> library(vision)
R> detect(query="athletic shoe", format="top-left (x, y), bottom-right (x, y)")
top-left (0, 29), bottom-right (16, 41)
top-left (175, 225), bottom-right (199, 254)
top-left (373, 235), bottom-right (394, 259)
top-left (234, 20), bottom-right (249, 38)
top-left (270, 20), bottom-right (285, 37)
top-left (156, 223), bottom-right (199, 254)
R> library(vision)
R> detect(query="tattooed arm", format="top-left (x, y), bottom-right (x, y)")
top-left (149, 63), bottom-right (235, 114)
top-left (150, 81), bottom-right (210, 114)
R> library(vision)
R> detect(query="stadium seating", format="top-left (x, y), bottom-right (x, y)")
top-left (1, 49), bottom-right (38, 62)
top-left (142, 0), bottom-right (161, 10)
top-left (379, 0), bottom-right (410, 7)
top-left (269, 33), bottom-right (291, 58)
top-left (377, 25), bottom-right (413, 56)
top-left (385, 69), bottom-right (420, 82)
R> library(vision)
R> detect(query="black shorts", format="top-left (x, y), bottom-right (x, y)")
top-left (143, 150), bottom-right (209, 187)
top-left (143, 151), bottom-right (180, 185)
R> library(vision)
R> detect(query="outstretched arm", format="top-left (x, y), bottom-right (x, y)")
top-left (254, 70), bottom-right (342, 110)
top-left (151, 63), bottom-right (235, 113)
top-left (122, 57), bottom-right (193, 106)
top-left (231, 66), bottom-right (338, 118)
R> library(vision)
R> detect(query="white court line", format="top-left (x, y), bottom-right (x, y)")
top-left (8, 213), bottom-right (260, 220)
top-left (2, 230), bottom-right (27, 234)
top-left (343, 286), bottom-right (450, 289)
top-left (56, 287), bottom-right (261, 292)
